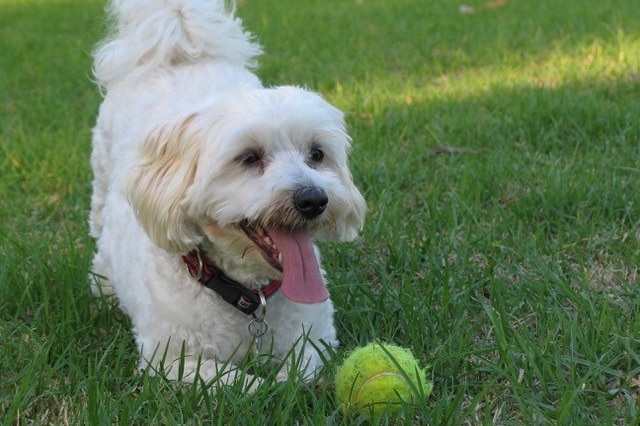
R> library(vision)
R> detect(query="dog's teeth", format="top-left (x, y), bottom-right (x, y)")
top-left (277, 252), bottom-right (283, 264)
top-left (263, 236), bottom-right (273, 246)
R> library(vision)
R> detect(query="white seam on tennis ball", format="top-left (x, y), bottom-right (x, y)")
top-left (355, 371), bottom-right (404, 402)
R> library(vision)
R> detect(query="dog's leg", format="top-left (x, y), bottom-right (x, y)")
top-left (268, 298), bottom-right (338, 383)
top-left (274, 338), bottom-right (328, 383)
top-left (148, 356), bottom-right (263, 393)
top-left (139, 341), bottom-right (263, 393)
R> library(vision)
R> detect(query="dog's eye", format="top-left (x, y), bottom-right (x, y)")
top-left (236, 150), bottom-right (263, 167)
top-left (309, 147), bottom-right (324, 164)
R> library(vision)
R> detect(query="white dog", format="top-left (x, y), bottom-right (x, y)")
top-left (89, 0), bottom-right (365, 390)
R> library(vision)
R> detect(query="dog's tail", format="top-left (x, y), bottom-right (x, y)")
top-left (93, 0), bottom-right (262, 89)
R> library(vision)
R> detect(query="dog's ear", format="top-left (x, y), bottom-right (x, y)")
top-left (125, 114), bottom-right (202, 252)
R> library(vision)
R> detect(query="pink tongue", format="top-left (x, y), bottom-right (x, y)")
top-left (268, 229), bottom-right (328, 304)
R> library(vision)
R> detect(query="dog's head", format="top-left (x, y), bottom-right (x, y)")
top-left (125, 86), bottom-right (365, 299)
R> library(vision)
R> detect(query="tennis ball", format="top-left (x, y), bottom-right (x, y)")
top-left (334, 342), bottom-right (432, 415)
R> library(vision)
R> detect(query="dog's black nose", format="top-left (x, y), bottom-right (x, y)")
top-left (294, 187), bottom-right (328, 219)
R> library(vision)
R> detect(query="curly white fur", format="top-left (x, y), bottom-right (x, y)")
top-left (93, 0), bottom-right (261, 88)
top-left (90, 0), bottom-right (365, 391)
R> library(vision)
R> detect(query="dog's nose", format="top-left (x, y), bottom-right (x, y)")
top-left (293, 187), bottom-right (328, 219)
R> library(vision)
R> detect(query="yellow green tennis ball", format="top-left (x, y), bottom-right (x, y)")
top-left (334, 342), bottom-right (432, 415)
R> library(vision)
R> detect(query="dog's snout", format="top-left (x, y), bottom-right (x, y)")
top-left (294, 187), bottom-right (328, 219)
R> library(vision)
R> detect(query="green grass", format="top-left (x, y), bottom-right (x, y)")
top-left (2, 0), bottom-right (640, 423)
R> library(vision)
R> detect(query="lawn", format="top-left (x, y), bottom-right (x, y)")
top-left (1, 0), bottom-right (640, 424)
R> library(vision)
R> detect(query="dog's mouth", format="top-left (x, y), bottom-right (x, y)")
top-left (240, 221), bottom-right (328, 304)
top-left (240, 222), bottom-right (283, 273)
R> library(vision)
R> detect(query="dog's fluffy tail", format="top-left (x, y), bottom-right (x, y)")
top-left (93, 0), bottom-right (262, 89)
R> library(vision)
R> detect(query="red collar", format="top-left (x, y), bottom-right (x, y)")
top-left (182, 249), bottom-right (282, 315)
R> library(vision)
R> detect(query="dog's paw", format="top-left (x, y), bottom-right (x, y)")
top-left (142, 355), bottom-right (265, 393)
top-left (274, 354), bottom-right (324, 384)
